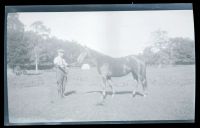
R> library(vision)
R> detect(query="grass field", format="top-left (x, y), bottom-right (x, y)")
top-left (7, 65), bottom-right (195, 123)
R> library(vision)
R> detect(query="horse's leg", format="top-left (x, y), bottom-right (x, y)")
top-left (141, 78), bottom-right (148, 97)
top-left (101, 76), bottom-right (107, 100)
top-left (131, 72), bottom-right (139, 97)
top-left (141, 65), bottom-right (147, 97)
top-left (107, 79), bottom-right (115, 98)
top-left (137, 70), bottom-right (147, 97)
top-left (135, 78), bottom-right (140, 96)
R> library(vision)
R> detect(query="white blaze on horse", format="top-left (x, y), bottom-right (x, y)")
top-left (77, 47), bottom-right (148, 100)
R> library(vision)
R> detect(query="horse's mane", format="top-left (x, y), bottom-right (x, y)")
top-left (90, 49), bottom-right (138, 60)
top-left (89, 49), bottom-right (113, 59)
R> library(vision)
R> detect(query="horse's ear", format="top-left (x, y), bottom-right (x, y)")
top-left (82, 45), bottom-right (90, 55)
top-left (82, 46), bottom-right (87, 52)
top-left (84, 47), bottom-right (89, 53)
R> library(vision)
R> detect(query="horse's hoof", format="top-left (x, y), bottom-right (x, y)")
top-left (143, 93), bottom-right (147, 97)
top-left (143, 91), bottom-right (147, 97)
top-left (132, 94), bottom-right (136, 97)
top-left (132, 92), bottom-right (136, 97)
top-left (132, 91), bottom-right (136, 97)
top-left (102, 94), bottom-right (106, 99)
top-left (101, 97), bottom-right (106, 102)
top-left (111, 94), bottom-right (115, 98)
top-left (102, 92), bottom-right (106, 98)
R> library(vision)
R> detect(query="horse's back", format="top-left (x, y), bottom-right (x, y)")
top-left (96, 55), bottom-right (146, 79)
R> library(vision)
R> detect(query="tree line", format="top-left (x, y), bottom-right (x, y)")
top-left (7, 13), bottom-right (195, 72)
top-left (140, 30), bottom-right (195, 66)
top-left (7, 13), bottom-right (84, 72)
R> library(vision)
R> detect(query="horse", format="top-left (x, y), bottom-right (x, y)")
top-left (77, 47), bottom-right (148, 100)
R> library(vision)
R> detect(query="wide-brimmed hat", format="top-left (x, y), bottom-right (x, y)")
top-left (57, 49), bottom-right (64, 53)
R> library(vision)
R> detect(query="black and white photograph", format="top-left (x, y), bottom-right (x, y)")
top-left (5, 4), bottom-right (195, 124)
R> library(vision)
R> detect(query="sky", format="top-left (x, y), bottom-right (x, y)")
top-left (18, 10), bottom-right (194, 57)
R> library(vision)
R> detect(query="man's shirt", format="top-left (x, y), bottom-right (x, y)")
top-left (53, 56), bottom-right (68, 68)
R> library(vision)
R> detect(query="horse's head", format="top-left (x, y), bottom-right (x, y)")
top-left (77, 47), bottom-right (91, 64)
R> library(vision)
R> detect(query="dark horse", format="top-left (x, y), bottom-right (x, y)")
top-left (77, 48), bottom-right (148, 99)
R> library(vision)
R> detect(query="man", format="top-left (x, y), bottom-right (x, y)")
top-left (54, 49), bottom-right (69, 98)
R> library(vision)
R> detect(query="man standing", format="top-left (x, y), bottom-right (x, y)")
top-left (54, 49), bottom-right (69, 98)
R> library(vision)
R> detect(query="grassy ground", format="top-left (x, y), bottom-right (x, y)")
top-left (7, 65), bottom-right (195, 123)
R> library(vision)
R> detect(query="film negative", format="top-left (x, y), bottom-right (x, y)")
top-left (4, 3), bottom-right (195, 126)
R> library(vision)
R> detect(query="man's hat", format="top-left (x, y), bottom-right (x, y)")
top-left (57, 49), bottom-right (64, 53)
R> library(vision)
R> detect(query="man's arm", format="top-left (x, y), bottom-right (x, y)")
top-left (54, 57), bottom-right (67, 73)
top-left (58, 66), bottom-right (67, 73)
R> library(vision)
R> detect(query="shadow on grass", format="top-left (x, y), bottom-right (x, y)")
top-left (22, 85), bottom-right (40, 88)
top-left (132, 92), bottom-right (144, 97)
top-left (87, 91), bottom-right (144, 97)
top-left (64, 91), bottom-right (76, 96)
top-left (25, 73), bottom-right (42, 75)
top-left (96, 102), bottom-right (105, 106)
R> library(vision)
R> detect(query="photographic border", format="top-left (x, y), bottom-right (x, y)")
top-left (3, 2), bottom-right (199, 127)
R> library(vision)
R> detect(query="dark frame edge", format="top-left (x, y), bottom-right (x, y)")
top-left (3, 2), bottom-right (198, 127)
top-left (4, 5), bottom-right (10, 127)
top-left (4, 3), bottom-right (192, 13)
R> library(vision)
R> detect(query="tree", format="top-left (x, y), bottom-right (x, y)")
top-left (30, 21), bottom-right (50, 39)
top-left (169, 37), bottom-right (195, 64)
top-left (150, 30), bottom-right (171, 66)
top-left (151, 30), bottom-right (169, 50)
top-left (29, 21), bottom-right (51, 73)
top-left (7, 13), bottom-right (30, 70)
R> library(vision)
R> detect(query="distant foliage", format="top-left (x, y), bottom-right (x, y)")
top-left (6, 13), bottom-right (84, 70)
top-left (142, 30), bottom-right (195, 66)
top-left (169, 37), bottom-right (195, 64)
top-left (7, 13), bottom-right (30, 69)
